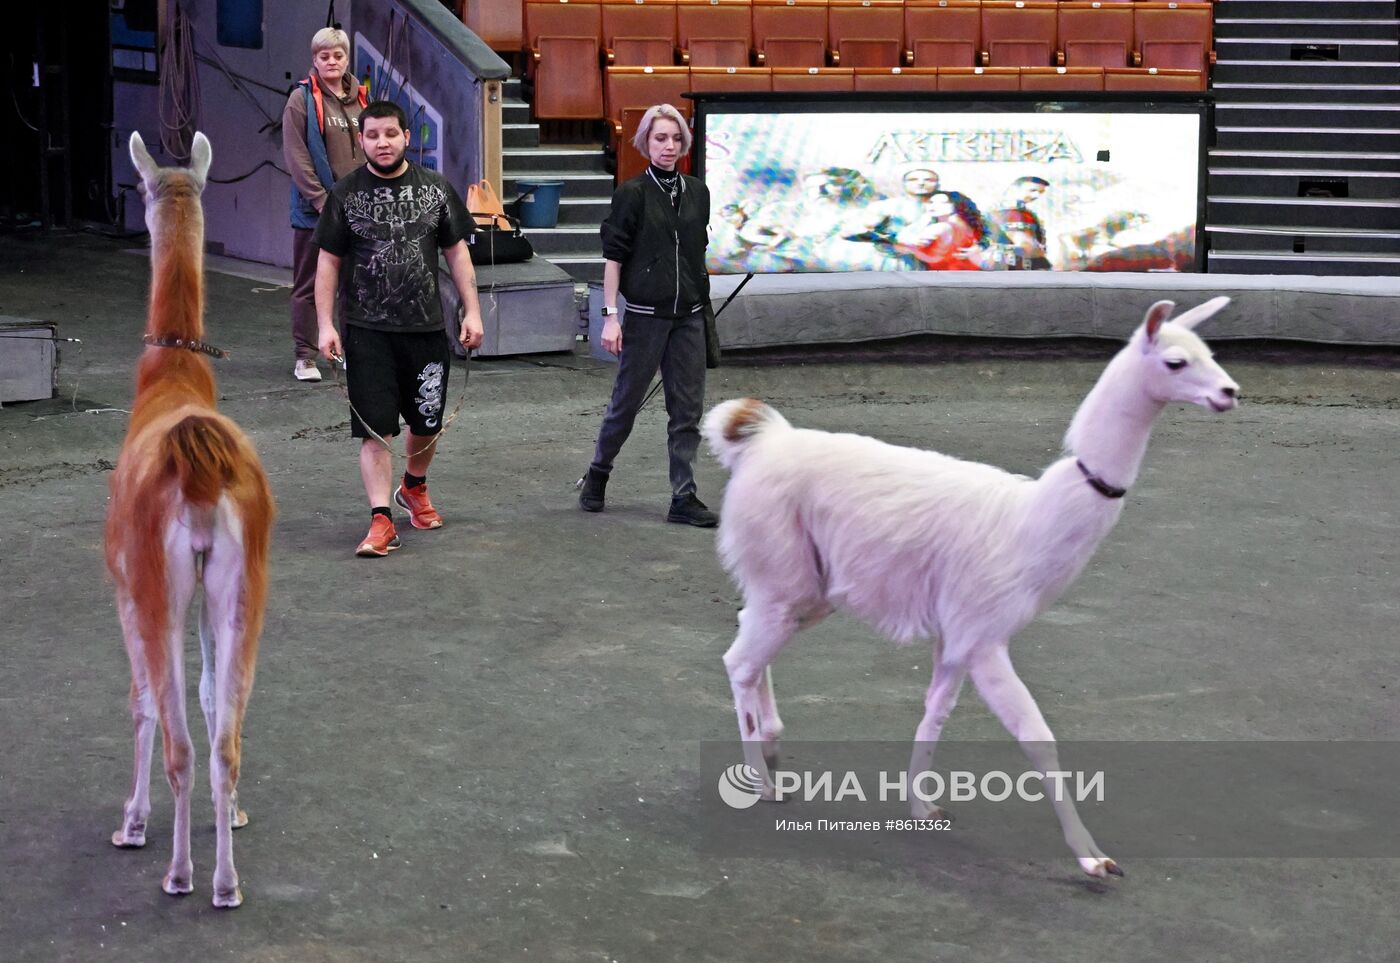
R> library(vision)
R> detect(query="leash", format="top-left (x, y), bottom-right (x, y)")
top-left (328, 351), bottom-right (471, 462)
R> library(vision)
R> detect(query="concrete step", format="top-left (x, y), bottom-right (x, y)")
top-left (501, 171), bottom-right (614, 201)
top-left (1214, 102), bottom-right (1400, 128)
top-left (1209, 167), bottom-right (1400, 199)
top-left (1210, 148), bottom-right (1400, 172)
top-left (552, 197), bottom-right (612, 226)
top-left (1214, 0), bottom-right (1399, 20)
top-left (1208, 194), bottom-right (1400, 230)
top-left (522, 225), bottom-right (604, 256)
top-left (1213, 37), bottom-right (1400, 61)
top-left (1212, 81), bottom-right (1400, 104)
top-left (502, 100), bottom-right (531, 125)
top-left (1214, 18), bottom-right (1400, 40)
top-left (1213, 60), bottom-right (1400, 83)
top-left (1215, 126), bottom-right (1400, 152)
top-left (1208, 250), bottom-right (1400, 275)
top-left (502, 123), bottom-right (541, 149)
top-left (503, 147), bottom-right (609, 174)
top-left (1207, 223), bottom-right (1400, 253)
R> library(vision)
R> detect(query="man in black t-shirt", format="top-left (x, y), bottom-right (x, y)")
top-left (314, 100), bottom-right (484, 558)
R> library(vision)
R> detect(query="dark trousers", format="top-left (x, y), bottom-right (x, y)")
top-left (290, 227), bottom-right (321, 361)
top-left (591, 309), bottom-right (706, 498)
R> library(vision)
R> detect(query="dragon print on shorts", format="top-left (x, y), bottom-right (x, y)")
top-left (416, 361), bottom-right (446, 428)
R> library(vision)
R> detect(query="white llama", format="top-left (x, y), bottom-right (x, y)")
top-left (703, 297), bottom-right (1240, 878)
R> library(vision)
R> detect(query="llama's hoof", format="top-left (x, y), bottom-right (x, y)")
top-left (231, 807), bottom-right (249, 829)
top-left (162, 872), bottom-right (194, 896)
top-left (762, 745), bottom-right (781, 772)
top-left (911, 801), bottom-right (952, 822)
top-left (212, 886), bottom-right (243, 909)
top-left (1079, 856), bottom-right (1124, 878)
top-left (111, 827), bottom-right (146, 848)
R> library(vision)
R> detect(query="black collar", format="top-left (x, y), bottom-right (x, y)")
top-left (1077, 459), bottom-right (1127, 499)
top-left (142, 334), bottom-right (228, 359)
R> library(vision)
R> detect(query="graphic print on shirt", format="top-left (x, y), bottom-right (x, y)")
top-left (342, 182), bottom-right (446, 328)
top-left (416, 361), bottom-right (446, 428)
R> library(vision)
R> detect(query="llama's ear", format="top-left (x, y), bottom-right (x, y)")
top-left (1172, 295), bottom-right (1231, 331)
top-left (189, 132), bottom-right (212, 186)
top-left (1141, 300), bottom-right (1175, 347)
top-left (128, 131), bottom-right (158, 186)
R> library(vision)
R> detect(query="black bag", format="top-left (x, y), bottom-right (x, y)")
top-left (702, 302), bottom-right (721, 369)
top-left (468, 213), bottom-right (533, 266)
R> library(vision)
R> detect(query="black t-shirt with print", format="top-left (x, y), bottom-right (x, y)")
top-left (315, 162), bottom-right (474, 333)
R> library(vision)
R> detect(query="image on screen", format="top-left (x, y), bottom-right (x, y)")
top-left (702, 109), bottom-right (1202, 275)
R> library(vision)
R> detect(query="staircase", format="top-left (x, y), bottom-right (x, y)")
top-left (499, 78), bottom-right (610, 282)
top-left (1207, 0), bottom-right (1400, 275)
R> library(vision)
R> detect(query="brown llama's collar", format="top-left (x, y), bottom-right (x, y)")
top-left (142, 334), bottom-right (228, 359)
top-left (1076, 459), bottom-right (1127, 499)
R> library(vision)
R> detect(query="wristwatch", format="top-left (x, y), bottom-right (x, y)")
top-left (601, 306), bottom-right (617, 317)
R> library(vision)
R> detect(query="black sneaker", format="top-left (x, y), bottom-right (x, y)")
top-left (577, 468), bottom-right (607, 512)
top-left (667, 493), bottom-right (718, 528)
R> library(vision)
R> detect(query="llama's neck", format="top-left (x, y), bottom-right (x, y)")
top-left (145, 200), bottom-right (205, 343)
top-left (1061, 348), bottom-right (1164, 491)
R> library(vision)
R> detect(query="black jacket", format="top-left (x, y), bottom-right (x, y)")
top-left (600, 168), bottom-right (710, 318)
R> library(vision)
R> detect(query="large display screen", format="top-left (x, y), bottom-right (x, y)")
top-left (698, 102), bottom-right (1205, 275)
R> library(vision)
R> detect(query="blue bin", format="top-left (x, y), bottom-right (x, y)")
top-left (515, 180), bottom-right (564, 229)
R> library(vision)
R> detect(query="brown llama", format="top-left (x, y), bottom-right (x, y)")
top-left (106, 131), bottom-right (274, 908)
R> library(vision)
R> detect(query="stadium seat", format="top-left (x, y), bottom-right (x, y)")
top-left (526, 0), bottom-right (603, 58)
top-left (462, 0), bottom-right (524, 52)
top-left (602, 0), bottom-right (679, 65)
top-left (828, 0), bottom-right (904, 69)
top-left (980, 1), bottom-right (1058, 68)
top-left (1134, 3), bottom-right (1214, 74)
top-left (689, 65), bottom-right (775, 92)
top-left (903, 0), bottom-right (980, 68)
top-left (852, 66), bottom-right (939, 91)
top-left (1019, 66), bottom-right (1104, 91)
top-left (770, 65), bottom-right (856, 90)
top-left (1104, 66), bottom-right (1205, 91)
top-left (1057, 2), bottom-right (1133, 69)
top-left (676, 0), bottom-right (754, 67)
top-left (525, 1), bottom-right (605, 117)
top-left (938, 66), bottom-right (1020, 90)
top-left (752, 0), bottom-right (830, 67)
top-left (534, 36), bottom-right (607, 118)
top-left (604, 65), bottom-right (693, 142)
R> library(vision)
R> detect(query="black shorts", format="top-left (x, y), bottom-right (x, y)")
top-left (343, 325), bottom-right (453, 439)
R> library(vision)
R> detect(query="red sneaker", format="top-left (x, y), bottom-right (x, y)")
top-left (394, 483), bottom-right (444, 530)
top-left (355, 515), bottom-right (401, 557)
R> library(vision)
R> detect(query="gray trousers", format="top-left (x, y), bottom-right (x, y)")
top-left (590, 308), bottom-right (706, 498)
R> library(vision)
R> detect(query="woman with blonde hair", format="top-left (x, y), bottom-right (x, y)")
top-left (577, 104), bottom-right (717, 527)
top-left (282, 26), bottom-right (367, 382)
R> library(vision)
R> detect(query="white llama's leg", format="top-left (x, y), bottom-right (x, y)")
top-left (158, 548), bottom-right (199, 897)
top-left (722, 602), bottom-right (801, 797)
top-left (754, 603), bottom-right (831, 771)
top-left (907, 653), bottom-right (969, 820)
top-left (969, 646), bottom-right (1121, 878)
top-left (112, 595), bottom-right (157, 849)
top-left (198, 597), bottom-right (248, 834)
top-left (202, 528), bottom-right (250, 908)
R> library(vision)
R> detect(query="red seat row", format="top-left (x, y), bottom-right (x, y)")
top-left (521, 0), bottom-right (1212, 118)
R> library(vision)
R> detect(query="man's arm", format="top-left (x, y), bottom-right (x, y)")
top-left (442, 239), bottom-right (484, 351)
top-left (315, 249), bottom-right (344, 361)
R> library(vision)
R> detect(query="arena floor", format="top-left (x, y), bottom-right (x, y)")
top-left (2, 232), bottom-right (1397, 962)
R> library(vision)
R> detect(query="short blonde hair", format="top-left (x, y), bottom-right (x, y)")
top-left (631, 104), bottom-right (692, 157)
top-left (311, 27), bottom-right (350, 56)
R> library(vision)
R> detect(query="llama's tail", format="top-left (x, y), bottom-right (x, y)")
top-left (105, 412), bottom-right (274, 695)
top-left (703, 398), bottom-right (790, 470)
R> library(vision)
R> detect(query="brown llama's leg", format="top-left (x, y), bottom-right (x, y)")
top-left (112, 596), bottom-right (158, 849)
